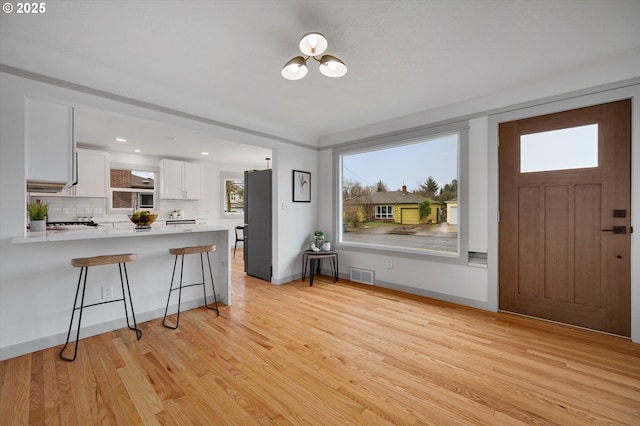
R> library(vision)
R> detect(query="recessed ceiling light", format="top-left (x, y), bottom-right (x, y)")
top-left (134, 149), bottom-right (141, 153)
top-left (202, 152), bottom-right (209, 156)
top-left (116, 138), bottom-right (127, 142)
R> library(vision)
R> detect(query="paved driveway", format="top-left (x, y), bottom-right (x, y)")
top-left (342, 222), bottom-right (458, 252)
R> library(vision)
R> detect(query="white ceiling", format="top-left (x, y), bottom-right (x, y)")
top-left (74, 106), bottom-right (273, 167)
top-left (2, 0), bottom-right (640, 162)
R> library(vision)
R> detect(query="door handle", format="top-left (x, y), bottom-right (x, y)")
top-left (601, 226), bottom-right (626, 234)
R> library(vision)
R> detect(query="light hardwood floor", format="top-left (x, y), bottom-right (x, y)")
top-left (1, 249), bottom-right (639, 425)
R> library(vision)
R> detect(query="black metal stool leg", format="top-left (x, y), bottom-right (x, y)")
top-left (60, 267), bottom-right (89, 362)
top-left (163, 255), bottom-right (182, 329)
top-left (119, 262), bottom-right (142, 340)
top-left (204, 252), bottom-right (220, 315)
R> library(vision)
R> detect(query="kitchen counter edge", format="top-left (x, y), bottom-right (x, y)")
top-left (12, 225), bottom-right (230, 244)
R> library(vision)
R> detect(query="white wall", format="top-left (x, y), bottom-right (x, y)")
top-left (467, 117), bottom-right (489, 252)
top-left (271, 146), bottom-right (318, 284)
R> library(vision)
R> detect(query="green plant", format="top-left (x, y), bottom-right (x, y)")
top-left (27, 201), bottom-right (49, 220)
top-left (419, 200), bottom-right (431, 222)
top-left (313, 230), bottom-right (325, 247)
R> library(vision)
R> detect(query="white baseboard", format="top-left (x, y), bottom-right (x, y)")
top-left (0, 298), bottom-right (207, 361)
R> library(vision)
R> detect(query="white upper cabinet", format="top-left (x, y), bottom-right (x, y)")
top-left (30, 148), bottom-right (110, 197)
top-left (25, 97), bottom-right (76, 189)
top-left (182, 161), bottom-right (203, 199)
top-left (73, 149), bottom-right (110, 197)
top-left (160, 159), bottom-right (184, 199)
top-left (159, 159), bottom-right (203, 200)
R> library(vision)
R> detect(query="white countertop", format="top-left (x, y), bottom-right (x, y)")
top-left (12, 224), bottom-right (229, 243)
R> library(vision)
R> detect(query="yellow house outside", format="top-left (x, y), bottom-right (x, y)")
top-left (345, 190), bottom-right (441, 225)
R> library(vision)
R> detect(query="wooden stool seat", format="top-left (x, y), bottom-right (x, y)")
top-left (169, 245), bottom-right (215, 256)
top-left (163, 245), bottom-right (219, 329)
top-left (60, 252), bottom-right (141, 362)
top-left (72, 253), bottom-right (137, 268)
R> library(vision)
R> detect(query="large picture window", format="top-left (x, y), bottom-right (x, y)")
top-left (338, 131), bottom-right (461, 256)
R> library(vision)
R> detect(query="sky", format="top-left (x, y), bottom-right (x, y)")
top-left (342, 133), bottom-right (458, 193)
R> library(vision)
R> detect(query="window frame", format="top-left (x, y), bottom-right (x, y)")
top-left (220, 171), bottom-right (245, 219)
top-left (375, 205), bottom-right (394, 219)
top-left (333, 121), bottom-right (469, 265)
top-left (107, 164), bottom-right (157, 214)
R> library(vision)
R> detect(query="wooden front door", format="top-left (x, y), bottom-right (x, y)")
top-left (499, 99), bottom-right (631, 336)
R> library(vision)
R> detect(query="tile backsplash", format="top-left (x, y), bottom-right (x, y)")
top-left (29, 196), bottom-right (107, 221)
top-left (29, 196), bottom-right (200, 221)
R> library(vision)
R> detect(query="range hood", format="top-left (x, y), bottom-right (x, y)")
top-left (26, 180), bottom-right (68, 193)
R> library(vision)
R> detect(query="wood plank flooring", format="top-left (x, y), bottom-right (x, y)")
top-left (1, 249), bottom-right (639, 425)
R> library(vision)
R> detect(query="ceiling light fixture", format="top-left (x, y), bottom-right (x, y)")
top-left (116, 138), bottom-right (127, 142)
top-left (281, 32), bottom-right (347, 80)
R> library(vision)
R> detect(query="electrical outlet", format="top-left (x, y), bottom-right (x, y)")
top-left (93, 207), bottom-right (103, 214)
top-left (101, 286), bottom-right (113, 299)
top-left (386, 258), bottom-right (393, 269)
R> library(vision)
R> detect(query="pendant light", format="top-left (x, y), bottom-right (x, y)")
top-left (282, 32), bottom-right (347, 80)
top-left (319, 54), bottom-right (348, 78)
top-left (281, 56), bottom-right (308, 80)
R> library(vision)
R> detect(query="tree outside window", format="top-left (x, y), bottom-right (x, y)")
top-left (224, 179), bottom-right (244, 214)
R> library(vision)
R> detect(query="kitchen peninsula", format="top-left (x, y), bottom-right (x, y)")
top-left (12, 223), bottom-right (227, 244)
top-left (3, 224), bottom-right (230, 360)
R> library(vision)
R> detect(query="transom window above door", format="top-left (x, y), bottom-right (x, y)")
top-left (520, 123), bottom-right (598, 173)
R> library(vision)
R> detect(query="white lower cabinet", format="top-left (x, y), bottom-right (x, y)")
top-left (159, 159), bottom-right (203, 200)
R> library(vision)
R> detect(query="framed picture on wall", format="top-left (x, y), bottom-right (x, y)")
top-left (292, 170), bottom-right (311, 202)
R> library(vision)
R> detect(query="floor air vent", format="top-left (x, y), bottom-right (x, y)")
top-left (350, 267), bottom-right (374, 285)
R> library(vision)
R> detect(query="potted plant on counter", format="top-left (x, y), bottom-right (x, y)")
top-left (27, 200), bottom-right (49, 232)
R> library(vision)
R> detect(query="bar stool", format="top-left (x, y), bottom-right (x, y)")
top-left (163, 245), bottom-right (219, 329)
top-left (60, 253), bottom-right (142, 362)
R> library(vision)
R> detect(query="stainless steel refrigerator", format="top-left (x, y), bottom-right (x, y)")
top-left (244, 169), bottom-right (272, 281)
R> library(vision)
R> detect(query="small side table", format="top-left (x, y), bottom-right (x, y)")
top-left (301, 250), bottom-right (339, 286)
